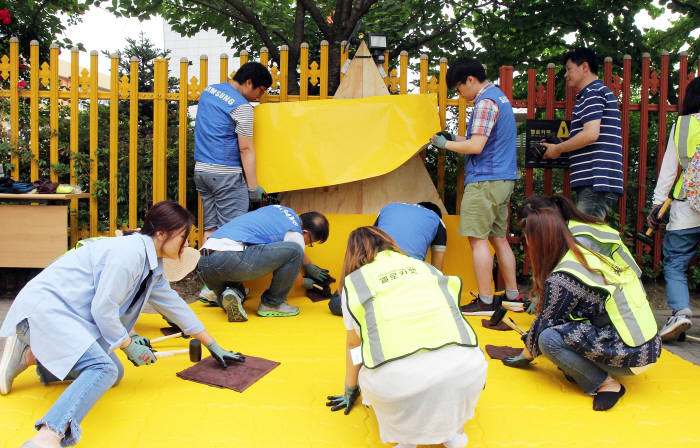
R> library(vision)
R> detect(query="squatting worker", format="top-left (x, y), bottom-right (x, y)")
top-left (194, 61), bottom-right (273, 244)
top-left (0, 202), bottom-right (245, 448)
top-left (429, 57), bottom-right (525, 316)
top-left (502, 205), bottom-right (660, 412)
top-left (327, 226), bottom-right (487, 448)
top-left (328, 201), bottom-right (447, 316)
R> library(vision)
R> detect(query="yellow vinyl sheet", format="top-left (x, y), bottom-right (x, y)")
top-left (253, 94), bottom-right (440, 193)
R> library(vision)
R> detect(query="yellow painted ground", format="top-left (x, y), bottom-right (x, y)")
top-left (2, 215), bottom-right (699, 447)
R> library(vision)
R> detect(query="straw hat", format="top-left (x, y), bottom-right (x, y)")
top-left (162, 247), bottom-right (201, 282)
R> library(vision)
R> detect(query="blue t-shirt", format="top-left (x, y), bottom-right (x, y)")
top-left (568, 80), bottom-right (623, 194)
top-left (211, 205), bottom-right (302, 244)
top-left (375, 203), bottom-right (446, 260)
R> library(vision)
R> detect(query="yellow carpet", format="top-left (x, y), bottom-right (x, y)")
top-left (2, 215), bottom-right (699, 447)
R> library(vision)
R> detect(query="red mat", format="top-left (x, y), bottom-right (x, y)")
top-left (176, 355), bottom-right (280, 392)
top-left (484, 345), bottom-right (523, 360)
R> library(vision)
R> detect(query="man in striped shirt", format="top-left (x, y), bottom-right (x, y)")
top-left (541, 48), bottom-right (623, 220)
top-left (194, 62), bottom-right (272, 243)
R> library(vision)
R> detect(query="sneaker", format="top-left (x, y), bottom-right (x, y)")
top-left (257, 302), bottom-right (300, 317)
top-left (198, 285), bottom-right (218, 306)
top-left (221, 287), bottom-right (248, 322)
top-left (659, 310), bottom-right (692, 342)
top-left (495, 291), bottom-right (528, 312)
top-left (0, 334), bottom-right (30, 395)
top-left (460, 294), bottom-right (495, 316)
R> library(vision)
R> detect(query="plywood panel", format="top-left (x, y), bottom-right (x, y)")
top-left (0, 205), bottom-right (67, 267)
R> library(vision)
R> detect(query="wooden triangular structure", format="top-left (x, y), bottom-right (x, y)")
top-left (280, 42), bottom-right (446, 215)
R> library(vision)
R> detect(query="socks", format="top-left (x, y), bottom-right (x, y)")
top-left (593, 385), bottom-right (626, 411)
top-left (479, 294), bottom-right (493, 305)
top-left (505, 289), bottom-right (520, 300)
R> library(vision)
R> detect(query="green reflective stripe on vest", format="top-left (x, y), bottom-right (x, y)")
top-left (345, 250), bottom-right (477, 369)
top-left (347, 269), bottom-right (385, 366)
top-left (554, 251), bottom-right (657, 347)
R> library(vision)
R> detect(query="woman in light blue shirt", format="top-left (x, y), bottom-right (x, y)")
top-left (0, 201), bottom-right (245, 448)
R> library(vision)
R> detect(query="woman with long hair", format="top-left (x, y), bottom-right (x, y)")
top-left (326, 226), bottom-right (487, 448)
top-left (648, 77), bottom-right (700, 341)
top-left (0, 201), bottom-right (245, 448)
top-left (503, 207), bottom-right (661, 411)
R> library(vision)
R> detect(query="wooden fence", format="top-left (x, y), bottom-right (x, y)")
top-left (1, 37), bottom-right (699, 268)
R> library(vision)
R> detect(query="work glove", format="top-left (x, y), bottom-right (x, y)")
top-left (646, 203), bottom-right (664, 231)
top-left (302, 277), bottom-right (316, 290)
top-left (248, 186), bottom-right (266, 202)
top-left (305, 262), bottom-right (329, 283)
top-left (502, 351), bottom-right (533, 368)
top-left (122, 341), bottom-right (157, 367)
top-left (525, 295), bottom-right (539, 315)
top-left (130, 333), bottom-right (151, 348)
top-left (326, 385), bottom-right (360, 415)
top-left (430, 133), bottom-right (448, 149)
top-left (206, 341), bottom-right (245, 368)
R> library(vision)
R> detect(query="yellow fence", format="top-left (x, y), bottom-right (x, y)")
top-left (0, 37), bottom-right (468, 245)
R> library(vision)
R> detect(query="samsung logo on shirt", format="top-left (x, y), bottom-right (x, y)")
top-left (204, 85), bottom-right (237, 106)
top-left (274, 205), bottom-right (299, 226)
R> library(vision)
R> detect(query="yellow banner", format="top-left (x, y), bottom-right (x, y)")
top-left (254, 94), bottom-right (440, 193)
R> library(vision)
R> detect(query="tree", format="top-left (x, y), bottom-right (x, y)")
top-left (0, 1), bottom-right (96, 63)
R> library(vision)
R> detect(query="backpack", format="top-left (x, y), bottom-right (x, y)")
top-left (681, 148), bottom-right (700, 213)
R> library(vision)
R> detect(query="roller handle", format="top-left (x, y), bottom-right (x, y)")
top-left (154, 348), bottom-right (189, 358)
top-left (503, 317), bottom-right (525, 336)
top-left (644, 197), bottom-right (672, 236)
top-left (150, 332), bottom-right (183, 344)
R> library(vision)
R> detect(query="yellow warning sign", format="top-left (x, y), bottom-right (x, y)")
top-left (557, 121), bottom-right (570, 139)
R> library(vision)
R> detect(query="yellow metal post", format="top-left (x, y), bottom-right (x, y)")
top-left (320, 41), bottom-right (328, 99)
top-left (152, 58), bottom-right (168, 203)
top-left (89, 50), bottom-right (98, 237)
top-left (109, 53), bottom-right (119, 235)
top-left (260, 47), bottom-right (269, 68)
top-left (437, 57), bottom-right (448, 200)
top-left (239, 50), bottom-right (248, 67)
top-left (9, 37), bottom-right (19, 180)
top-left (29, 41), bottom-right (39, 181)
top-left (129, 56), bottom-right (139, 228)
top-left (280, 45), bottom-right (288, 102)
top-left (69, 47), bottom-right (79, 245)
top-left (399, 51), bottom-right (408, 95)
top-left (49, 44), bottom-right (59, 182)
top-left (419, 54), bottom-right (428, 94)
top-left (220, 53), bottom-right (228, 83)
top-left (197, 54), bottom-right (208, 245)
top-left (179, 57), bottom-right (188, 207)
top-left (300, 43), bottom-right (309, 101)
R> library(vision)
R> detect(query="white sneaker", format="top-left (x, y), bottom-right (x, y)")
top-left (0, 334), bottom-right (30, 395)
top-left (198, 285), bottom-right (218, 305)
top-left (659, 309), bottom-right (692, 342)
top-left (257, 301), bottom-right (300, 317)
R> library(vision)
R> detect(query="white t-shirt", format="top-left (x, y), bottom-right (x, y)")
top-left (201, 230), bottom-right (305, 251)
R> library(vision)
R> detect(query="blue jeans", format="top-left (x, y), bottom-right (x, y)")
top-left (17, 320), bottom-right (122, 447)
top-left (663, 226), bottom-right (700, 313)
top-left (197, 242), bottom-right (304, 307)
top-left (538, 327), bottom-right (635, 395)
top-left (573, 186), bottom-right (619, 220)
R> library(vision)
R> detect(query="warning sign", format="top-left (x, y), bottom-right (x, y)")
top-left (524, 119), bottom-right (571, 169)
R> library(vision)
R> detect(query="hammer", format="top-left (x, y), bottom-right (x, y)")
top-left (150, 332), bottom-right (185, 344)
top-left (154, 339), bottom-right (202, 362)
top-left (636, 198), bottom-right (672, 247)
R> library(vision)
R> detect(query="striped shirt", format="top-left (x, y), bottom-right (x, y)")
top-left (194, 103), bottom-right (254, 174)
top-left (569, 80), bottom-right (623, 194)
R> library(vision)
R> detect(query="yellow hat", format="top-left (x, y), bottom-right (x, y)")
top-left (162, 247), bottom-right (201, 282)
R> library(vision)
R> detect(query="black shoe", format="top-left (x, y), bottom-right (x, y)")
top-left (460, 295), bottom-right (495, 316)
top-left (593, 385), bottom-right (626, 411)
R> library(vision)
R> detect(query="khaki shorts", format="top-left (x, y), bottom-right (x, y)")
top-left (459, 180), bottom-right (515, 239)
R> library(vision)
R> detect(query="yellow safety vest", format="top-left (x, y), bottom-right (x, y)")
top-left (672, 114), bottom-right (700, 199)
top-left (553, 246), bottom-right (657, 347)
top-left (568, 220), bottom-right (641, 278)
top-left (345, 250), bottom-right (477, 369)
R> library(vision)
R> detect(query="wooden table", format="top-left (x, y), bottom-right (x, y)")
top-left (0, 192), bottom-right (90, 268)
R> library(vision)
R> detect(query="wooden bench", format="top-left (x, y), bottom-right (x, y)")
top-left (0, 193), bottom-right (90, 268)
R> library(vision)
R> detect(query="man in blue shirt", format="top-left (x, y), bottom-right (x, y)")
top-left (540, 47), bottom-right (624, 220)
top-left (194, 62), bottom-right (272, 243)
top-left (430, 57), bottom-right (524, 316)
top-left (197, 205), bottom-right (330, 321)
